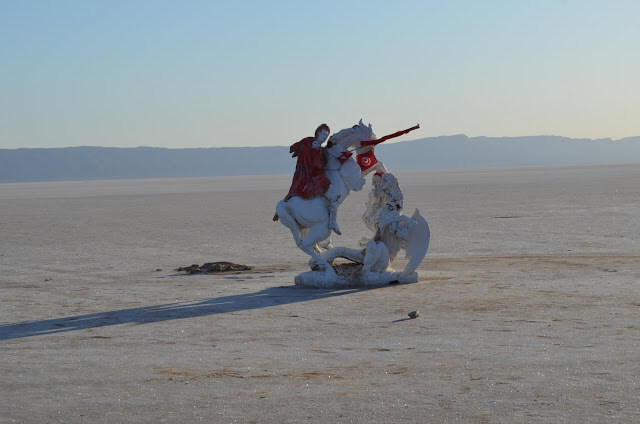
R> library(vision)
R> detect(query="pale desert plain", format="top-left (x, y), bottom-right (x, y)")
top-left (1, 164), bottom-right (639, 423)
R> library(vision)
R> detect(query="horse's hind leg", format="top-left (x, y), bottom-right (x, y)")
top-left (300, 225), bottom-right (335, 275)
top-left (301, 228), bottom-right (323, 254)
top-left (316, 237), bottom-right (333, 252)
top-left (275, 201), bottom-right (302, 246)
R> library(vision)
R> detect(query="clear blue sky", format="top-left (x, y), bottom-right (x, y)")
top-left (1, 0), bottom-right (639, 149)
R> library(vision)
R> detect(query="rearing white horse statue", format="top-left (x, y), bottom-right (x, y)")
top-left (275, 120), bottom-right (375, 274)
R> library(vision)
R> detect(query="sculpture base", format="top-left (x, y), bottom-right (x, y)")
top-left (295, 263), bottom-right (418, 289)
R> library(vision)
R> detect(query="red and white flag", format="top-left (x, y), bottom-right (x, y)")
top-left (355, 124), bottom-right (420, 175)
top-left (356, 150), bottom-right (378, 172)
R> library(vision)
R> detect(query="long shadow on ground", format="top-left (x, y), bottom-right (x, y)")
top-left (0, 286), bottom-right (359, 341)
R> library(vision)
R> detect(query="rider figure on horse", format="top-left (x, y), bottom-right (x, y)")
top-left (280, 123), bottom-right (343, 235)
top-left (285, 124), bottom-right (331, 201)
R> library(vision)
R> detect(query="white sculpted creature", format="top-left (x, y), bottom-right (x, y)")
top-left (361, 173), bottom-right (429, 280)
top-left (362, 173), bottom-right (404, 233)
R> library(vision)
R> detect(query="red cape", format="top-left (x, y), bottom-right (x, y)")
top-left (287, 137), bottom-right (330, 199)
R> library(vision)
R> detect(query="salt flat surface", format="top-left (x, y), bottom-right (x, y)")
top-left (1, 164), bottom-right (639, 423)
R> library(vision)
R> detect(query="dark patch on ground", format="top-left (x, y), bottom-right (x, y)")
top-left (176, 261), bottom-right (252, 274)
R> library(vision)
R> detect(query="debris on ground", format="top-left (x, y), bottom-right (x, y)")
top-left (176, 261), bottom-right (252, 274)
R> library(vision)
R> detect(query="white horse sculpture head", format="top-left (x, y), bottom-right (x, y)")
top-left (322, 119), bottom-right (374, 193)
top-left (326, 119), bottom-right (375, 151)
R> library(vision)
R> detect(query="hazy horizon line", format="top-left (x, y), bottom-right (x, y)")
top-left (3, 133), bottom-right (640, 151)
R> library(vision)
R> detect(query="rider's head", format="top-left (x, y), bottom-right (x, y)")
top-left (312, 124), bottom-right (330, 149)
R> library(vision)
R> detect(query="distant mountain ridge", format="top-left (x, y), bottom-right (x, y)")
top-left (1, 135), bottom-right (639, 183)
top-left (376, 134), bottom-right (640, 171)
